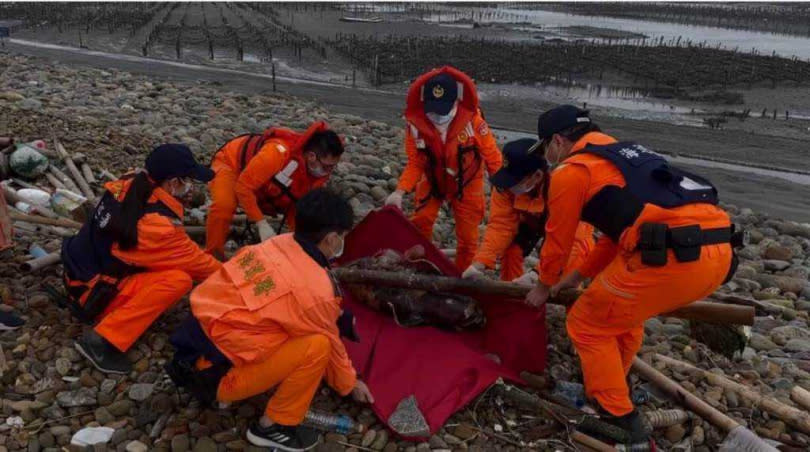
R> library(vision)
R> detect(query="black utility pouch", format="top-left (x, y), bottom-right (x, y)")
top-left (669, 225), bottom-right (702, 263)
top-left (639, 223), bottom-right (668, 266)
top-left (82, 279), bottom-right (120, 322)
top-left (729, 224), bottom-right (747, 249)
top-left (515, 222), bottom-right (544, 257)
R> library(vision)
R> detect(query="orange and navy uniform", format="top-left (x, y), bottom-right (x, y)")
top-left (190, 233), bottom-right (356, 425)
top-left (540, 131), bottom-right (732, 416)
top-left (398, 66), bottom-right (502, 270)
top-left (63, 178), bottom-right (221, 352)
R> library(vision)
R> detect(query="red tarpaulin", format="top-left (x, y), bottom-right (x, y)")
top-left (338, 206), bottom-right (547, 438)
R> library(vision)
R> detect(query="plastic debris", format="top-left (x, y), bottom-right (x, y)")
top-left (9, 143), bottom-right (49, 178)
top-left (50, 188), bottom-right (88, 220)
top-left (70, 426), bottom-right (116, 446)
top-left (16, 188), bottom-right (51, 207)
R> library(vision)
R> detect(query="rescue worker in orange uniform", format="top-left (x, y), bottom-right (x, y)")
top-left (62, 144), bottom-right (222, 374)
top-left (524, 106), bottom-right (738, 442)
top-left (385, 67), bottom-right (502, 270)
top-left (167, 188), bottom-right (373, 452)
top-left (461, 138), bottom-right (595, 284)
top-left (205, 121), bottom-right (344, 258)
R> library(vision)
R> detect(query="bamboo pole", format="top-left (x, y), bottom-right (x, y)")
top-left (332, 269), bottom-right (755, 325)
top-left (653, 354), bottom-right (810, 435)
top-left (9, 211), bottom-right (83, 229)
top-left (21, 251), bottom-right (61, 271)
top-left (632, 357), bottom-right (740, 431)
top-left (44, 172), bottom-right (67, 190)
top-left (48, 165), bottom-right (81, 194)
top-left (54, 139), bottom-right (95, 201)
top-left (80, 163), bottom-right (96, 184)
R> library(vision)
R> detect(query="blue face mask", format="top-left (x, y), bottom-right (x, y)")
top-left (426, 103), bottom-right (458, 125)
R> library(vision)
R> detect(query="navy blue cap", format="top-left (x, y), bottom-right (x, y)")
top-left (537, 105), bottom-right (590, 141)
top-left (145, 144), bottom-right (214, 183)
top-left (490, 138), bottom-right (548, 189)
top-left (423, 73), bottom-right (458, 115)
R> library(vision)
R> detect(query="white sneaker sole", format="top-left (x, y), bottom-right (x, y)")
top-left (246, 429), bottom-right (319, 452)
top-left (0, 324), bottom-right (22, 331)
top-left (74, 342), bottom-right (130, 375)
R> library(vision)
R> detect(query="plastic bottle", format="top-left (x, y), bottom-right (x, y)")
top-left (302, 409), bottom-right (363, 434)
top-left (29, 244), bottom-right (48, 259)
top-left (551, 380), bottom-right (587, 410)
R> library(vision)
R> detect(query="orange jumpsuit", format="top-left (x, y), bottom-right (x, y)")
top-left (191, 233), bottom-right (356, 425)
top-left (397, 66), bottom-right (502, 270)
top-left (68, 180), bottom-right (222, 352)
top-left (206, 122), bottom-right (333, 255)
top-left (540, 132), bottom-right (733, 416)
top-left (475, 188), bottom-right (595, 281)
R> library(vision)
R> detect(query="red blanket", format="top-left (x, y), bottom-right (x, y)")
top-left (338, 207), bottom-right (547, 438)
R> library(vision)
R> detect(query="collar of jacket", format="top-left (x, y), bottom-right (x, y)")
top-left (293, 233), bottom-right (331, 268)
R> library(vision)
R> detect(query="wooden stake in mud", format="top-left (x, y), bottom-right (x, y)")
top-left (331, 268), bottom-right (755, 325)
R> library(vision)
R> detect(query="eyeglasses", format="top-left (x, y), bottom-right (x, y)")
top-left (316, 156), bottom-right (338, 172)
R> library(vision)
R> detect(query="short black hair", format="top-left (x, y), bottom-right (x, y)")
top-left (557, 122), bottom-right (601, 143)
top-left (305, 130), bottom-right (344, 158)
top-left (295, 188), bottom-right (354, 244)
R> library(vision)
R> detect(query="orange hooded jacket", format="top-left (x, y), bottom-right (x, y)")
top-left (397, 66), bottom-right (502, 200)
top-left (190, 233), bottom-right (357, 396)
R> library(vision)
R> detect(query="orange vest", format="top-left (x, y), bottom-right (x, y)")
top-left (215, 122), bottom-right (332, 217)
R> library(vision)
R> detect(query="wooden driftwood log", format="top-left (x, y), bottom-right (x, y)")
top-left (331, 268), bottom-right (755, 325)
top-left (631, 356), bottom-right (777, 451)
top-left (10, 211), bottom-right (83, 229)
top-left (54, 139), bottom-right (95, 201)
top-left (22, 252), bottom-right (61, 272)
top-left (652, 354), bottom-right (810, 435)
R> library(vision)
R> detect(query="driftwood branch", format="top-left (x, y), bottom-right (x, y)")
top-left (652, 354), bottom-right (810, 435)
top-left (331, 268), bottom-right (755, 325)
top-left (54, 138), bottom-right (95, 201)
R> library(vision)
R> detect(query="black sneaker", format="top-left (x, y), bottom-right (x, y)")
top-left (246, 422), bottom-right (319, 452)
top-left (0, 311), bottom-right (24, 331)
top-left (601, 409), bottom-right (653, 443)
top-left (75, 330), bottom-right (132, 374)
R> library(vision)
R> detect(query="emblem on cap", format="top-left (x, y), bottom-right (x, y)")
top-left (432, 85), bottom-right (445, 99)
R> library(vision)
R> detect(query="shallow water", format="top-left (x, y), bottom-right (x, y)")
top-left (402, 6), bottom-right (810, 60)
top-left (491, 128), bottom-right (810, 186)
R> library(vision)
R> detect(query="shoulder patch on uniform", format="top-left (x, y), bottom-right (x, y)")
top-left (276, 144), bottom-right (287, 153)
top-left (478, 122), bottom-right (489, 136)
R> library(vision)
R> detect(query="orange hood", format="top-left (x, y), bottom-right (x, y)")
top-left (404, 66), bottom-right (479, 147)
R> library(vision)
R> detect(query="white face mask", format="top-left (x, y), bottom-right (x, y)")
top-left (426, 104), bottom-right (458, 125)
top-left (333, 234), bottom-right (345, 259)
top-left (173, 178), bottom-right (192, 198)
top-left (510, 183), bottom-right (534, 195)
top-left (308, 163), bottom-right (328, 178)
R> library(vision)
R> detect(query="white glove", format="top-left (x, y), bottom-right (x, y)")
top-left (256, 219), bottom-right (275, 242)
top-left (462, 263), bottom-right (485, 279)
top-left (512, 270), bottom-right (539, 287)
top-left (385, 190), bottom-right (404, 208)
